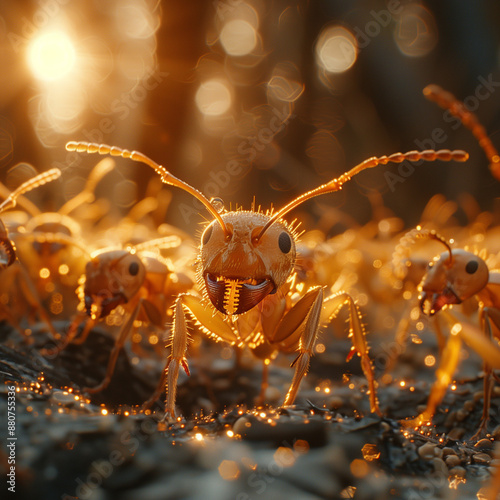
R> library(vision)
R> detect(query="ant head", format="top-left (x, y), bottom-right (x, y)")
top-left (0, 220), bottom-right (15, 269)
top-left (199, 211), bottom-right (296, 316)
top-left (84, 250), bottom-right (146, 319)
top-left (420, 247), bottom-right (489, 315)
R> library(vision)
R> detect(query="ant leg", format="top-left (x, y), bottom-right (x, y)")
top-left (41, 310), bottom-right (91, 356)
top-left (15, 264), bottom-right (59, 339)
top-left (403, 309), bottom-right (500, 431)
top-left (283, 288), bottom-right (323, 407)
top-left (471, 307), bottom-right (500, 439)
top-left (255, 360), bottom-right (269, 406)
top-left (402, 332), bottom-right (462, 428)
top-left (275, 287), bottom-right (380, 415)
top-left (161, 296), bottom-right (191, 420)
top-left (150, 294), bottom-right (239, 419)
top-left (71, 317), bottom-right (96, 345)
top-left (84, 300), bottom-right (143, 394)
top-left (141, 363), bottom-right (170, 412)
top-left (471, 368), bottom-right (493, 440)
top-left (340, 293), bottom-right (381, 416)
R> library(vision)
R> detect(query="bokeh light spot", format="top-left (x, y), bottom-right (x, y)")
top-left (220, 19), bottom-right (257, 56)
top-left (316, 26), bottom-right (357, 74)
top-left (218, 460), bottom-right (240, 481)
top-left (394, 4), bottom-right (438, 57)
top-left (115, 2), bottom-right (158, 39)
top-left (267, 62), bottom-right (304, 103)
top-left (27, 32), bottom-right (76, 82)
top-left (195, 80), bottom-right (232, 116)
top-left (424, 355), bottom-right (436, 367)
top-left (113, 179), bottom-right (137, 208)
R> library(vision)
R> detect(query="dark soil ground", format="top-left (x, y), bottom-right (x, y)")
top-left (1, 320), bottom-right (500, 500)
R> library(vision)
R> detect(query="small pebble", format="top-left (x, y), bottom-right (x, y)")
top-left (449, 466), bottom-right (466, 478)
top-left (51, 391), bottom-right (79, 405)
top-left (463, 399), bottom-right (475, 412)
top-left (447, 427), bottom-right (466, 440)
top-left (232, 414), bottom-right (328, 447)
top-left (432, 457), bottom-right (448, 475)
top-left (233, 416), bottom-right (253, 435)
top-left (418, 442), bottom-right (436, 460)
top-left (492, 425), bottom-right (500, 440)
top-left (380, 422), bottom-right (391, 433)
top-left (475, 438), bottom-right (494, 450)
top-left (263, 386), bottom-right (281, 403)
top-left (491, 459), bottom-right (500, 467)
top-left (442, 447), bottom-right (456, 457)
top-left (473, 453), bottom-right (492, 465)
top-left (473, 391), bottom-right (484, 403)
top-left (444, 411), bottom-right (457, 428)
top-left (327, 396), bottom-right (343, 410)
top-left (211, 378), bottom-right (231, 391)
top-left (445, 455), bottom-right (461, 468)
top-left (455, 409), bottom-right (468, 422)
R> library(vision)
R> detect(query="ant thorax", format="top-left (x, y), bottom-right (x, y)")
top-left (198, 210), bottom-right (296, 316)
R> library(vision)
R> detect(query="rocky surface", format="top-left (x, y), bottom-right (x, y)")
top-left (1, 321), bottom-right (500, 500)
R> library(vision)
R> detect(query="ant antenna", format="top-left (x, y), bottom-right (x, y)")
top-left (393, 225), bottom-right (454, 279)
top-left (65, 142), bottom-right (231, 237)
top-left (426, 232), bottom-right (453, 262)
top-left (59, 157), bottom-right (115, 215)
top-left (256, 149), bottom-right (468, 241)
top-left (415, 227), bottom-right (454, 264)
top-left (423, 84), bottom-right (500, 181)
top-left (0, 168), bottom-right (61, 213)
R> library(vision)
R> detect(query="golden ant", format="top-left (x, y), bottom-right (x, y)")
top-left (66, 140), bottom-right (467, 420)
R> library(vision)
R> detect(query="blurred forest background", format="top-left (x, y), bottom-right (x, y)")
top-left (0, 0), bottom-right (499, 236)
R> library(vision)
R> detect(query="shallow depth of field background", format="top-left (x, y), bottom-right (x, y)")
top-left (1, 0), bottom-right (499, 235)
top-left (2, 3), bottom-right (500, 500)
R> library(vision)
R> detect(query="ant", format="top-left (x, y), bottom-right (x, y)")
top-left (66, 140), bottom-right (468, 420)
top-left (47, 235), bottom-right (192, 395)
top-left (397, 227), bottom-right (500, 438)
top-left (9, 158), bottom-right (115, 320)
top-left (394, 83), bottom-right (500, 438)
top-left (0, 168), bottom-right (61, 334)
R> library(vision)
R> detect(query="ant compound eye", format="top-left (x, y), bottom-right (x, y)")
top-left (128, 261), bottom-right (140, 276)
top-left (465, 260), bottom-right (479, 274)
top-left (202, 224), bottom-right (213, 245)
top-left (278, 231), bottom-right (292, 254)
